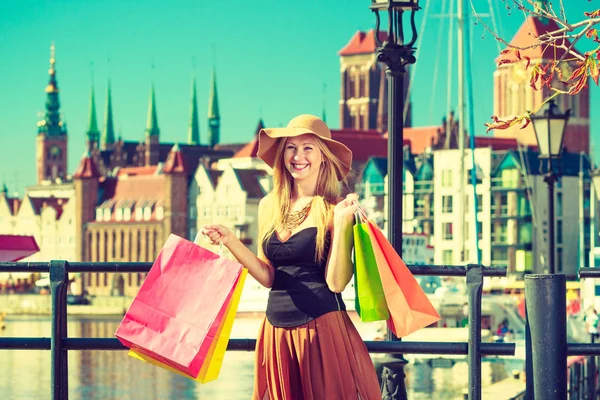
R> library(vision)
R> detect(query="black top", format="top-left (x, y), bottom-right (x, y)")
top-left (264, 227), bottom-right (346, 328)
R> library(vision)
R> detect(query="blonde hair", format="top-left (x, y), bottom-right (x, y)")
top-left (258, 136), bottom-right (349, 263)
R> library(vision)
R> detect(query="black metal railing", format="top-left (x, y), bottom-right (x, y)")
top-left (0, 261), bottom-right (516, 400)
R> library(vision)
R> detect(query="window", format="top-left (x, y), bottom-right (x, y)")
top-left (465, 220), bottom-right (483, 240)
top-left (103, 208), bottom-right (111, 221)
top-left (557, 192), bottom-right (563, 217)
top-left (557, 220), bottom-right (563, 244)
top-left (95, 209), bottom-right (103, 221)
top-left (156, 207), bottom-right (164, 220)
top-left (116, 208), bottom-right (123, 221)
top-left (501, 169), bottom-right (519, 188)
top-left (442, 250), bottom-right (453, 265)
top-left (467, 194), bottom-right (484, 213)
top-left (204, 207), bottom-right (211, 218)
top-left (557, 248), bottom-right (563, 273)
top-left (189, 206), bottom-right (197, 219)
top-left (492, 248), bottom-right (509, 265)
top-left (143, 207), bottom-right (152, 221)
top-left (135, 208), bottom-right (143, 221)
top-left (441, 195), bottom-right (453, 213)
top-left (442, 223), bottom-right (453, 240)
top-left (441, 170), bottom-right (453, 188)
top-left (124, 208), bottom-right (131, 221)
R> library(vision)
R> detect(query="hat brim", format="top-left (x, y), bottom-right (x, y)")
top-left (257, 127), bottom-right (352, 180)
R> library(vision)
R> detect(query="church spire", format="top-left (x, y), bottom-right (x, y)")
top-left (101, 80), bottom-right (115, 150)
top-left (187, 76), bottom-right (200, 145)
top-left (145, 83), bottom-right (160, 137)
top-left (38, 43), bottom-right (66, 137)
top-left (207, 68), bottom-right (220, 147)
top-left (86, 85), bottom-right (100, 148)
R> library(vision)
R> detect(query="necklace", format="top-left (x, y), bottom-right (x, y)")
top-left (282, 201), bottom-right (312, 231)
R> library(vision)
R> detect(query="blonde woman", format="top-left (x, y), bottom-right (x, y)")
top-left (203, 114), bottom-right (381, 399)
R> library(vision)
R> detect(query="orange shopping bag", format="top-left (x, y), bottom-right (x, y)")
top-left (364, 218), bottom-right (440, 337)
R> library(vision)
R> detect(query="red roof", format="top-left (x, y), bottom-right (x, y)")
top-left (497, 16), bottom-right (582, 62)
top-left (233, 136), bottom-right (259, 158)
top-left (474, 136), bottom-right (520, 151)
top-left (101, 175), bottom-right (165, 203)
top-left (163, 146), bottom-right (193, 174)
top-left (28, 196), bottom-right (69, 219)
top-left (331, 129), bottom-right (389, 162)
top-left (117, 166), bottom-right (157, 177)
top-left (73, 154), bottom-right (101, 179)
top-left (339, 30), bottom-right (388, 56)
top-left (385, 126), bottom-right (441, 154)
top-left (0, 235), bottom-right (39, 262)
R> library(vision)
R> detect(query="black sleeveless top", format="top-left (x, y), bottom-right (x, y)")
top-left (264, 227), bottom-right (346, 328)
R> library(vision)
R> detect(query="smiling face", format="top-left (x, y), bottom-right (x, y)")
top-left (283, 134), bottom-right (323, 183)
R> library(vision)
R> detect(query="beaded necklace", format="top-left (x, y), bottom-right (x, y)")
top-left (282, 201), bottom-right (312, 231)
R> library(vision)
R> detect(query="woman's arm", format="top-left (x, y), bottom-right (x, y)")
top-left (203, 195), bottom-right (275, 288)
top-left (324, 193), bottom-right (358, 293)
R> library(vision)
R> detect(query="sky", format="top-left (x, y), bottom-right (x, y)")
top-left (0, 0), bottom-right (598, 196)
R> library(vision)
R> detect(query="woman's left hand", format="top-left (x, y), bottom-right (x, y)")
top-left (333, 193), bottom-right (359, 226)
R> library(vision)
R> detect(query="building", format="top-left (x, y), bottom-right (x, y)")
top-left (338, 30), bottom-right (411, 131)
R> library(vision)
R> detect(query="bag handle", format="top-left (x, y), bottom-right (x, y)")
top-left (355, 202), bottom-right (369, 223)
top-left (193, 232), bottom-right (224, 256)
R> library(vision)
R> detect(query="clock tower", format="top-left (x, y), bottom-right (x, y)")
top-left (36, 44), bottom-right (68, 184)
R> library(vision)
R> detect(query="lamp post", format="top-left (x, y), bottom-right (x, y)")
top-left (530, 99), bottom-right (570, 274)
top-left (370, 1), bottom-right (419, 399)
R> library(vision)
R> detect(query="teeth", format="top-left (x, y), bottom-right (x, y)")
top-left (292, 164), bottom-right (308, 171)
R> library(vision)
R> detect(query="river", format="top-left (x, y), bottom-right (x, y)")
top-left (0, 315), bottom-right (520, 399)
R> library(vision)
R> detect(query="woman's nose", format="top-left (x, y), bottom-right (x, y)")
top-left (293, 155), bottom-right (300, 160)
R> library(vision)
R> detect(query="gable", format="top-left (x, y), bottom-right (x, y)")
top-left (415, 161), bottom-right (433, 181)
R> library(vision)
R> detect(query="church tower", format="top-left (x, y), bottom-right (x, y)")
top-left (492, 10), bottom-right (590, 153)
top-left (144, 83), bottom-right (160, 166)
top-left (36, 44), bottom-right (68, 183)
top-left (207, 68), bottom-right (220, 147)
top-left (338, 30), bottom-right (411, 132)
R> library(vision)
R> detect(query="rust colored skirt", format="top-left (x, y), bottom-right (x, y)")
top-left (252, 311), bottom-right (381, 400)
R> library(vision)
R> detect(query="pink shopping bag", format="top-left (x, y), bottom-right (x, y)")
top-left (115, 233), bottom-right (244, 378)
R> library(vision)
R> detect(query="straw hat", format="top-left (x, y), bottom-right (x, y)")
top-left (257, 114), bottom-right (352, 180)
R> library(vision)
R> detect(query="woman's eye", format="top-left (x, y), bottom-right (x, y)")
top-left (304, 147), bottom-right (313, 151)
top-left (286, 146), bottom-right (296, 150)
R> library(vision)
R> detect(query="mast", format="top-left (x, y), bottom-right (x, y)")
top-left (579, 152), bottom-right (585, 272)
top-left (457, 0), bottom-right (466, 261)
top-left (461, 0), bottom-right (481, 263)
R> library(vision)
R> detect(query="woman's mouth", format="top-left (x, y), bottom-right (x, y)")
top-left (291, 163), bottom-right (309, 172)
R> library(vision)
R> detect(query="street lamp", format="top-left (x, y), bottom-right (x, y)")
top-left (370, 1), bottom-right (419, 399)
top-left (531, 99), bottom-right (570, 274)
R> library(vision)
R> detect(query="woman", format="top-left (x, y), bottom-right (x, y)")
top-left (203, 114), bottom-right (381, 399)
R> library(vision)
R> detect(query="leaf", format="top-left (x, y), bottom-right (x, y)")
top-left (584, 9), bottom-right (600, 18)
top-left (485, 116), bottom-right (520, 132)
top-left (520, 118), bottom-right (531, 130)
top-left (524, 56), bottom-right (531, 70)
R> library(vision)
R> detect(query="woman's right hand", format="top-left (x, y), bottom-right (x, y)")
top-left (202, 225), bottom-right (235, 247)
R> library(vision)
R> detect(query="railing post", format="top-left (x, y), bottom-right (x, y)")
top-left (588, 336), bottom-right (596, 400)
top-left (525, 274), bottom-right (567, 400)
top-left (50, 260), bottom-right (69, 400)
top-left (466, 264), bottom-right (483, 400)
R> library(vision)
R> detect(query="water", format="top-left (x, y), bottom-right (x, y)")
top-left (0, 315), bottom-right (519, 399)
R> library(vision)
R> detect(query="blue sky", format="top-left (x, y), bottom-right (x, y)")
top-left (0, 0), bottom-right (598, 196)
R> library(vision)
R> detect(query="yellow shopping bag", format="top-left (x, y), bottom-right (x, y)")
top-left (129, 268), bottom-right (247, 382)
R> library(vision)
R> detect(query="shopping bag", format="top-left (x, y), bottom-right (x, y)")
top-left (353, 218), bottom-right (390, 322)
top-left (129, 268), bottom-right (247, 382)
top-left (365, 219), bottom-right (440, 337)
top-left (115, 233), bottom-right (244, 378)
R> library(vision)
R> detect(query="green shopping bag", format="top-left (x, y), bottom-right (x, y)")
top-left (353, 217), bottom-right (390, 322)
